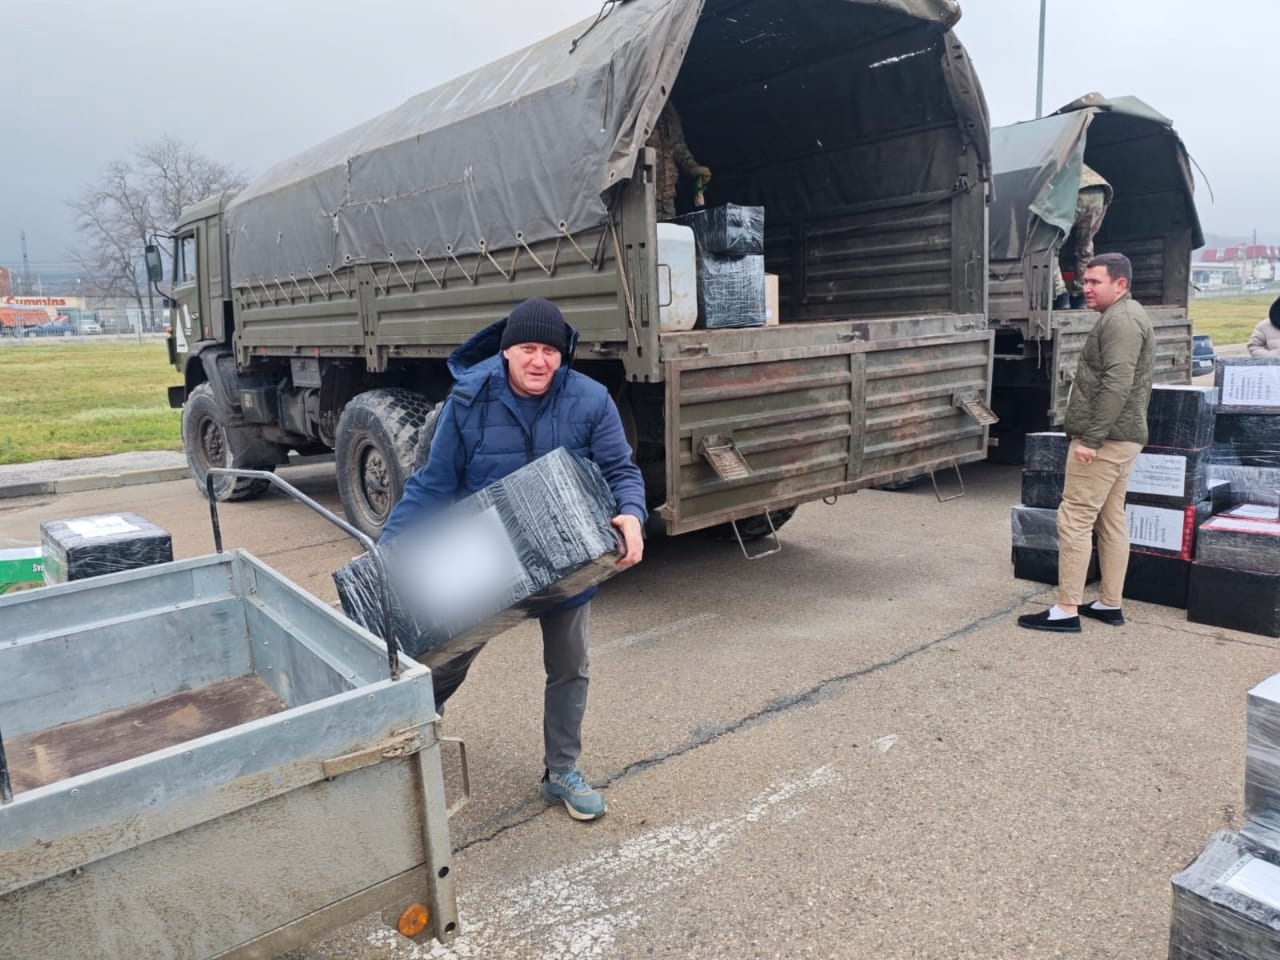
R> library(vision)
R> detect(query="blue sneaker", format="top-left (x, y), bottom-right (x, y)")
top-left (541, 768), bottom-right (607, 821)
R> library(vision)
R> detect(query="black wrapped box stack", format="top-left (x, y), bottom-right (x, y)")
top-left (1123, 552), bottom-right (1191, 608)
top-left (1021, 432), bottom-right (1069, 509)
top-left (1147, 385), bottom-right (1218, 450)
top-left (1209, 465), bottom-right (1280, 508)
top-left (333, 448), bottom-right (622, 666)
top-left (40, 513), bottom-right (173, 584)
top-left (1125, 500), bottom-right (1212, 561)
top-left (1010, 505), bottom-right (1098, 585)
top-left (675, 204), bottom-right (765, 256)
top-left (1126, 446), bottom-right (1212, 508)
top-left (697, 253), bottom-right (767, 329)
top-left (1168, 830), bottom-right (1280, 960)
top-left (1216, 357), bottom-right (1280, 415)
top-left (1214, 415), bottom-right (1280, 468)
top-left (1188, 563), bottom-right (1280, 638)
top-left (1196, 510), bottom-right (1280, 574)
top-left (1242, 674), bottom-right (1280, 853)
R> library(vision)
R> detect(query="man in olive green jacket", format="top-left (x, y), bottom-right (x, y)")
top-left (1019, 252), bottom-right (1155, 633)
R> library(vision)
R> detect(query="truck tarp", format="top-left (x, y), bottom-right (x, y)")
top-left (988, 93), bottom-right (1203, 265)
top-left (224, 0), bottom-right (979, 287)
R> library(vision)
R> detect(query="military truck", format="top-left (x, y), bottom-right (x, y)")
top-left (155, 0), bottom-right (997, 545)
top-left (986, 94), bottom-right (1203, 462)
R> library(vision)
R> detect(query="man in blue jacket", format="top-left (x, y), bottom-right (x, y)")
top-left (381, 297), bottom-right (646, 821)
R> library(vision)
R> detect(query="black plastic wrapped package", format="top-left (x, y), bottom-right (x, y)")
top-left (1216, 357), bottom-right (1280, 415)
top-left (1208, 465), bottom-right (1280, 509)
top-left (333, 449), bottom-right (622, 666)
top-left (1024, 432), bottom-right (1070, 472)
top-left (40, 513), bottom-right (173, 584)
top-left (1123, 552), bottom-right (1191, 608)
top-left (674, 204), bottom-right (765, 256)
top-left (1188, 563), bottom-right (1280, 638)
top-left (1196, 512), bottom-right (1280, 574)
top-left (1021, 471), bottom-right (1064, 510)
top-left (1126, 446), bottom-right (1211, 507)
top-left (1147, 385), bottom-right (1218, 450)
top-left (1242, 674), bottom-right (1280, 854)
top-left (697, 253), bottom-right (766, 329)
top-left (1213, 415), bottom-right (1280, 468)
top-left (1125, 499), bottom-right (1213, 560)
top-left (1010, 505), bottom-right (1099, 584)
top-left (1168, 830), bottom-right (1280, 960)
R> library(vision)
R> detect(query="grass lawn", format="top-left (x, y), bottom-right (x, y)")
top-left (1190, 293), bottom-right (1275, 346)
top-left (0, 340), bottom-right (182, 465)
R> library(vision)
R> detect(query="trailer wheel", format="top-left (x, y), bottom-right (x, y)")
top-left (701, 506), bottom-right (798, 543)
top-left (336, 389), bottom-right (432, 539)
top-left (182, 383), bottom-right (274, 501)
top-left (412, 404), bottom-right (444, 472)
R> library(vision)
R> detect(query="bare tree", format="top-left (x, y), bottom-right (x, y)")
top-left (69, 136), bottom-right (246, 326)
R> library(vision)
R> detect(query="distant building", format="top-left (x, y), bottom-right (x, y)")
top-left (1, 295), bottom-right (88, 321)
top-left (0, 267), bottom-right (10, 297)
top-left (1197, 245), bottom-right (1279, 283)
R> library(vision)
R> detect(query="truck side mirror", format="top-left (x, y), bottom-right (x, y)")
top-left (144, 244), bottom-right (164, 283)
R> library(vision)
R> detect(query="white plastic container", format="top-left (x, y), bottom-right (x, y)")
top-left (656, 222), bottom-right (698, 332)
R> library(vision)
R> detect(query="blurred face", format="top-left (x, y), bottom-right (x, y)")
top-left (504, 342), bottom-right (562, 397)
top-left (1082, 265), bottom-right (1129, 312)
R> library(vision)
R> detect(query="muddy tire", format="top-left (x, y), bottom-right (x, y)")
top-left (336, 389), bottom-right (433, 540)
top-left (182, 383), bottom-right (274, 501)
top-left (701, 506), bottom-right (798, 543)
top-left (412, 403), bottom-right (444, 472)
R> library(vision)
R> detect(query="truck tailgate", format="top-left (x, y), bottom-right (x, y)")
top-left (659, 317), bottom-right (994, 535)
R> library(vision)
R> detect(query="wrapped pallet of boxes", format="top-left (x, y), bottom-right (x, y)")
top-left (39, 513), bottom-right (173, 584)
top-left (675, 203), bottom-right (765, 257)
top-left (1168, 830), bottom-right (1280, 960)
top-left (1242, 674), bottom-right (1280, 853)
top-left (333, 448), bottom-right (622, 667)
top-left (1188, 508), bottom-right (1280, 637)
top-left (1119, 386), bottom-right (1220, 609)
top-left (1215, 357), bottom-right (1280, 416)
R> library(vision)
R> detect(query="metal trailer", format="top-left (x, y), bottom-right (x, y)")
top-left (0, 472), bottom-right (463, 958)
top-left (985, 93), bottom-right (1203, 462)
top-left (157, 0), bottom-right (997, 549)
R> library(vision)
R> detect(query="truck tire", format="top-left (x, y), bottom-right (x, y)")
top-left (336, 389), bottom-right (432, 540)
top-left (701, 506), bottom-right (798, 543)
top-left (412, 404), bottom-right (444, 472)
top-left (182, 383), bottom-right (274, 501)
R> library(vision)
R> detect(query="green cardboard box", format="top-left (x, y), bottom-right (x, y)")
top-left (0, 546), bottom-right (44, 595)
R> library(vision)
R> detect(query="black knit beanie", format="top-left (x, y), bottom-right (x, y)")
top-left (500, 298), bottom-right (567, 353)
top-left (1270, 295), bottom-right (1280, 330)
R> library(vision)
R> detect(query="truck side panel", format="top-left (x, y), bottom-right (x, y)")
top-left (660, 318), bottom-right (992, 534)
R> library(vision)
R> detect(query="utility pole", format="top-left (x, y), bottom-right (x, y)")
top-left (19, 230), bottom-right (33, 296)
top-left (1036, 0), bottom-right (1047, 118)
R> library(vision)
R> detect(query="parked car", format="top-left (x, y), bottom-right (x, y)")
top-left (77, 321), bottom-right (103, 335)
top-left (24, 320), bottom-right (76, 338)
top-left (1192, 334), bottom-right (1216, 377)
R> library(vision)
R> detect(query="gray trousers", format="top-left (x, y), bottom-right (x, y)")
top-left (430, 602), bottom-right (591, 774)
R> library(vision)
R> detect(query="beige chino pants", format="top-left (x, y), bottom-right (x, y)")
top-left (1057, 438), bottom-right (1143, 607)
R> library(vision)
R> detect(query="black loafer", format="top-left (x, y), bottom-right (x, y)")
top-left (1017, 609), bottom-right (1081, 633)
top-left (1078, 602), bottom-right (1125, 626)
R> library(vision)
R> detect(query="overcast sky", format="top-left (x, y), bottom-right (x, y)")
top-left (3, 0), bottom-right (1273, 273)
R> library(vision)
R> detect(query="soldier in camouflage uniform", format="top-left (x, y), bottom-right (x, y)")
top-left (1053, 163), bottom-right (1114, 309)
top-left (648, 102), bottom-right (712, 221)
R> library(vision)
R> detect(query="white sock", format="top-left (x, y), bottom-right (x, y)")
top-left (1048, 605), bottom-right (1074, 620)
top-left (1091, 601), bottom-right (1121, 611)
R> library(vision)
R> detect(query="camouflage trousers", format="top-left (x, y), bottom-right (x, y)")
top-left (1053, 187), bottom-right (1110, 297)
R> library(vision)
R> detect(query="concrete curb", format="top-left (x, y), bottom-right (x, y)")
top-left (0, 455), bottom-right (333, 502)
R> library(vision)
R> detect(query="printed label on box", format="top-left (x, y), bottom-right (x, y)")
top-left (1223, 366), bottom-right (1280, 407)
top-left (1127, 454), bottom-right (1187, 498)
top-left (65, 515), bottom-right (141, 539)
top-left (1126, 503), bottom-right (1185, 551)
top-left (1224, 856), bottom-right (1280, 913)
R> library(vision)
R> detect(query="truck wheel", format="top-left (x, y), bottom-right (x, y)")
top-left (412, 404), bottom-right (443, 472)
top-left (182, 383), bottom-right (274, 501)
top-left (701, 506), bottom-right (798, 543)
top-left (336, 389), bottom-right (432, 539)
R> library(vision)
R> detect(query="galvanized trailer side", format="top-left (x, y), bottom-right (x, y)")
top-left (0, 550), bottom-right (459, 959)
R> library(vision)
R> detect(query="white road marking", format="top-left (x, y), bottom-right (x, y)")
top-left (370, 765), bottom-right (842, 960)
